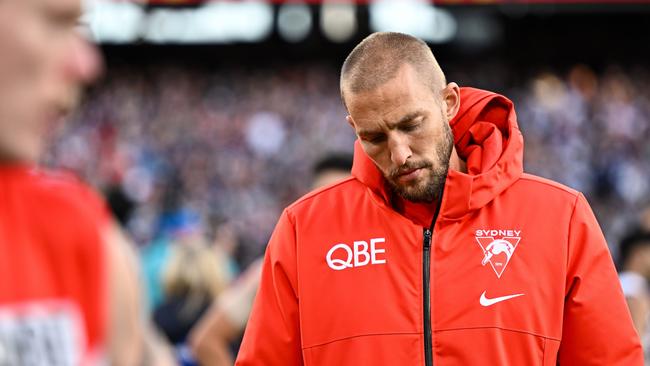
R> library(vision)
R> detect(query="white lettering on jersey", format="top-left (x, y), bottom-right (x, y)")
top-left (0, 300), bottom-right (85, 366)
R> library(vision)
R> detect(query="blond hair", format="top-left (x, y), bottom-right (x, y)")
top-left (162, 241), bottom-right (228, 318)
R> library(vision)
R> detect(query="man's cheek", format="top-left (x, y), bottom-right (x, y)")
top-left (365, 151), bottom-right (392, 176)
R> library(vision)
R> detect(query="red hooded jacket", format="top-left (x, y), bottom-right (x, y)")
top-left (236, 87), bottom-right (642, 365)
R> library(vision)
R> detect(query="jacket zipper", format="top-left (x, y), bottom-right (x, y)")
top-left (423, 186), bottom-right (445, 366)
top-left (423, 228), bottom-right (433, 366)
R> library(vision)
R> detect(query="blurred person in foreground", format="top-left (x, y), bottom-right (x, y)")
top-left (619, 230), bottom-right (650, 359)
top-left (0, 0), bottom-right (172, 364)
top-left (190, 153), bottom-right (353, 365)
top-left (236, 32), bottom-right (641, 365)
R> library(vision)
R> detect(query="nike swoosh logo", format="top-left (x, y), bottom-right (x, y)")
top-left (479, 291), bottom-right (524, 307)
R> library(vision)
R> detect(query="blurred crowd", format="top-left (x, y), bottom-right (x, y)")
top-left (48, 64), bottom-right (355, 262)
top-left (512, 65), bottom-right (650, 247)
top-left (44, 62), bottom-right (650, 362)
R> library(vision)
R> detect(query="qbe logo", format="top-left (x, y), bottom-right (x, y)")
top-left (326, 238), bottom-right (386, 271)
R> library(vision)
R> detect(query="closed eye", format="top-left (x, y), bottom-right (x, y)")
top-left (364, 134), bottom-right (386, 144)
top-left (400, 123), bottom-right (420, 132)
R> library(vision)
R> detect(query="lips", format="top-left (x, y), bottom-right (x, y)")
top-left (398, 168), bottom-right (418, 176)
top-left (396, 168), bottom-right (422, 182)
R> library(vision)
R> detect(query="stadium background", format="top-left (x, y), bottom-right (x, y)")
top-left (47, 0), bottom-right (650, 362)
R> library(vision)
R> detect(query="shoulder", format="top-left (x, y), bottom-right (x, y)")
top-left (285, 176), bottom-right (366, 215)
top-left (30, 168), bottom-right (101, 202)
top-left (516, 173), bottom-right (580, 199)
top-left (21, 168), bottom-right (110, 225)
top-left (500, 173), bottom-right (584, 216)
top-left (510, 173), bottom-right (582, 209)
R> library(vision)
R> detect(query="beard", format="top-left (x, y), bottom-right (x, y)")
top-left (385, 121), bottom-right (454, 203)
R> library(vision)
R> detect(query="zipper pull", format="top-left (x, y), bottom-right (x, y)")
top-left (423, 229), bottom-right (432, 249)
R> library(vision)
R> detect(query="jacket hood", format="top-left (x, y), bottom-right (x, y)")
top-left (351, 87), bottom-right (524, 220)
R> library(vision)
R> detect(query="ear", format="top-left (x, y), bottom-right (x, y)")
top-left (443, 82), bottom-right (461, 121)
top-left (346, 115), bottom-right (356, 130)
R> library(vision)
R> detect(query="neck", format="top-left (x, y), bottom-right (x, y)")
top-left (449, 146), bottom-right (467, 174)
top-left (0, 157), bottom-right (33, 168)
top-left (0, 148), bottom-right (34, 166)
top-left (393, 194), bottom-right (437, 227)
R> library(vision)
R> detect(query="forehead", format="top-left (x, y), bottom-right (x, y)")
top-left (346, 64), bottom-right (437, 121)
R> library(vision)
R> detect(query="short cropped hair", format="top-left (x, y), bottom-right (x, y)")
top-left (618, 230), bottom-right (650, 268)
top-left (313, 153), bottom-right (353, 176)
top-left (340, 32), bottom-right (446, 109)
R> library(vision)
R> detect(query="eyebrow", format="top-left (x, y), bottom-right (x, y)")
top-left (357, 110), bottom-right (426, 137)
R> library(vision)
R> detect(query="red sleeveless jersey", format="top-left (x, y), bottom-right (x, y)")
top-left (0, 164), bottom-right (108, 365)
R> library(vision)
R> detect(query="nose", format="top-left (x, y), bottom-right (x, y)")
top-left (63, 36), bottom-right (103, 85)
top-left (387, 134), bottom-right (412, 167)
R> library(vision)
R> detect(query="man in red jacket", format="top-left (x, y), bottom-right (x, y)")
top-left (236, 32), bottom-right (643, 365)
top-left (0, 0), bottom-right (172, 364)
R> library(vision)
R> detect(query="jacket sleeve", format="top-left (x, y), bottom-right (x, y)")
top-left (558, 193), bottom-right (643, 365)
top-left (235, 209), bottom-right (303, 365)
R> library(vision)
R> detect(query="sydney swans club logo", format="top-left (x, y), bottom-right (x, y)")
top-left (475, 229), bottom-right (521, 278)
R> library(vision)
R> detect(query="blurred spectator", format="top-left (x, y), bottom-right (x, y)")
top-left (311, 152), bottom-right (354, 189)
top-left (105, 183), bottom-right (136, 226)
top-left (189, 259), bottom-right (263, 366)
top-left (618, 230), bottom-right (650, 362)
top-left (141, 207), bottom-right (204, 310)
top-left (641, 207), bottom-right (650, 232)
top-left (154, 241), bottom-right (229, 364)
top-left (212, 221), bottom-right (244, 281)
